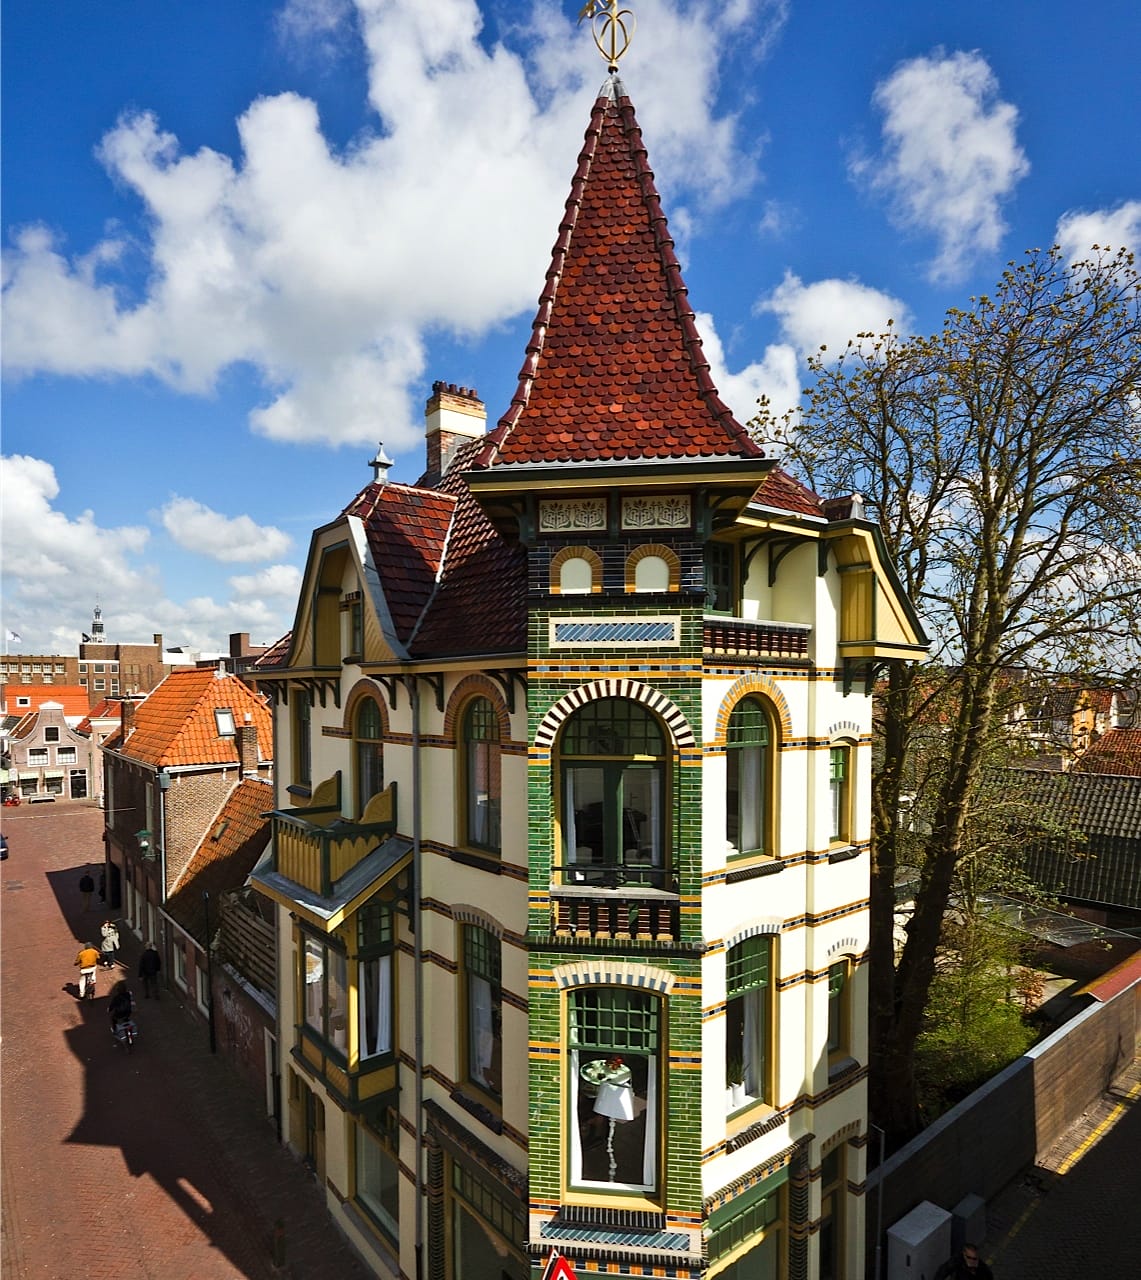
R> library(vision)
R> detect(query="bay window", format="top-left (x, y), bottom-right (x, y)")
top-left (302, 934), bottom-right (348, 1055)
top-left (357, 901), bottom-right (394, 1062)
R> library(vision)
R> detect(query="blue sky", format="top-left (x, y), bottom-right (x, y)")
top-left (3, 0), bottom-right (1139, 656)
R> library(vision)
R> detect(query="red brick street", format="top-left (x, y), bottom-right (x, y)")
top-left (0, 801), bottom-right (372, 1280)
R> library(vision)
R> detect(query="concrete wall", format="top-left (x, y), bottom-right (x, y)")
top-left (867, 982), bottom-right (1141, 1260)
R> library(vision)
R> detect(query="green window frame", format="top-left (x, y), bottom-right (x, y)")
top-left (462, 924), bottom-right (502, 1100)
top-left (826, 959), bottom-right (851, 1059)
top-left (726, 936), bottom-right (772, 1111)
top-left (568, 987), bottom-right (660, 1194)
top-left (704, 541), bottom-right (737, 614)
top-left (561, 699), bottom-right (667, 887)
top-left (726, 699), bottom-right (772, 859)
top-left (357, 902), bottom-right (395, 1063)
top-left (829, 744), bottom-right (851, 842)
top-left (294, 689), bottom-right (312, 787)
top-left (355, 1107), bottom-right (399, 1242)
top-left (354, 695), bottom-right (385, 817)
top-left (463, 697), bottom-right (501, 853)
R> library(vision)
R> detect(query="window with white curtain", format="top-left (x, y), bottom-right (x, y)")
top-left (355, 1109), bottom-right (399, 1241)
top-left (726, 698), bottom-right (774, 858)
top-left (463, 698), bottom-right (501, 853)
top-left (357, 900), bottom-right (395, 1062)
top-left (726, 936), bottom-right (773, 1112)
top-left (463, 925), bottom-right (502, 1099)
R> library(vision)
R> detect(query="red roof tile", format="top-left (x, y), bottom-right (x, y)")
top-left (0, 684), bottom-right (92, 717)
top-left (164, 777), bottom-right (274, 946)
top-left (750, 468), bottom-right (825, 520)
top-left (105, 668), bottom-right (272, 769)
top-left (1075, 728), bottom-right (1141, 777)
top-left (343, 482), bottom-right (456, 643)
top-left (475, 74), bottom-right (764, 469)
top-left (410, 440), bottom-right (528, 657)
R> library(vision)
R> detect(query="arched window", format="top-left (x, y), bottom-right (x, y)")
top-left (560, 698), bottom-right (666, 886)
top-left (726, 698), bottom-right (774, 858)
top-left (560, 557), bottom-right (594, 594)
top-left (354, 696), bottom-right (384, 817)
top-left (463, 697), bottom-right (501, 853)
top-left (829, 742), bottom-right (854, 843)
top-left (633, 555), bottom-right (669, 592)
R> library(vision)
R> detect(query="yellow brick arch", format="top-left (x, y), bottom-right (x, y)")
top-left (713, 674), bottom-right (793, 745)
top-left (624, 542), bottom-right (681, 592)
top-left (549, 544), bottom-right (603, 594)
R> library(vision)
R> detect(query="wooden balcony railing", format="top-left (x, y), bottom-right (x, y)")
top-left (271, 782), bottom-right (397, 898)
top-left (551, 873), bottom-right (681, 943)
top-left (704, 617), bottom-right (811, 660)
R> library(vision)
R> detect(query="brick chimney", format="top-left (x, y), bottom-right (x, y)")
top-left (236, 717), bottom-right (259, 775)
top-left (425, 382), bottom-right (486, 480)
top-left (120, 700), bottom-right (136, 736)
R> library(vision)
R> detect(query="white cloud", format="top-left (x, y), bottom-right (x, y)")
top-left (228, 564), bottom-right (304, 599)
top-left (1, 0), bottom-right (785, 460)
top-left (853, 50), bottom-right (1029, 283)
top-left (756, 271), bottom-right (910, 358)
top-left (693, 311), bottom-right (800, 425)
top-left (161, 497), bottom-right (292, 562)
top-left (1055, 200), bottom-right (1141, 264)
top-left (0, 455), bottom-right (298, 653)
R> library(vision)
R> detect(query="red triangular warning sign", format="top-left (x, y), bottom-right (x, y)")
top-left (541, 1250), bottom-right (578, 1280)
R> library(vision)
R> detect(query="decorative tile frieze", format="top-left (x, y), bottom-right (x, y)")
top-left (539, 498), bottom-right (607, 533)
top-left (621, 494), bottom-right (691, 530)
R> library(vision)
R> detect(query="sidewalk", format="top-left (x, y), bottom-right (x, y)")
top-left (1, 801), bottom-right (372, 1280)
top-left (983, 1053), bottom-right (1141, 1276)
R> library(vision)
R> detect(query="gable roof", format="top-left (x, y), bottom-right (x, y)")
top-left (474, 73), bottom-right (764, 471)
top-left (164, 776), bottom-right (273, 947)
top-left (1075, 728), bottom-right (1141, 777)
top-left (103, 668), bottom-right (272, 769)
top-left (1014, 768), bottom-right (1141, 840)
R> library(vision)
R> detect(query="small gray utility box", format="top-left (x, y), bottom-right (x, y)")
top-left (887, 1200), bottom-right (952, 1280)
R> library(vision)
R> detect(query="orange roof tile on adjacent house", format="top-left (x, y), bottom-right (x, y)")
top-left (104, 668), bottom-right (272, 769)
top-left (475, 73), bottom-right (765, 471)
top-left (1075, 728), bottom-right (1141, 777)
top-left (164, 776), bottom-right (274, 946)
top-left (0, 684), bottom-right (92, 718)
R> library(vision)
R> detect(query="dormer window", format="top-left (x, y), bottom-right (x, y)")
top-left (214, 707), bottom-right (236, 737)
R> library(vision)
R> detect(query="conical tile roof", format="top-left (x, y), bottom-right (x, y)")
top-left (474, 73), bottom-right (764, 469)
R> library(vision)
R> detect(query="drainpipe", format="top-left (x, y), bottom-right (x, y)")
top-left (158, 769), bottom-right (170, 926)
top-left (406, 675), bottom-right (425, 1280)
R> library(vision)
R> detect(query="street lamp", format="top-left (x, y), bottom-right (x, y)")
top-left (136, 829), bottom-right (155, 860)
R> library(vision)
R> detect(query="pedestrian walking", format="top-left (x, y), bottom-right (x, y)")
top-left (78, 870), bottom-right (95, 912)
top-left (100, 919), bottom-right (121, 968)
top-left (139, 941), bottom-right (162, 998)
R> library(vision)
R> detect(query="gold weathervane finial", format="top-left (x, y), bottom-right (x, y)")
top-left (578, 0), bottom-right (636, 68)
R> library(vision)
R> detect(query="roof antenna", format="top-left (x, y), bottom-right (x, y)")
top-left (579, 1), bottom-right (636, 71)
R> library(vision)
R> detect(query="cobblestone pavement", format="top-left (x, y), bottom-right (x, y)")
top-left (1, 801), bottom-right (373, 1280)
top-left (982, 1053), bottom-right (1141, 1278)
